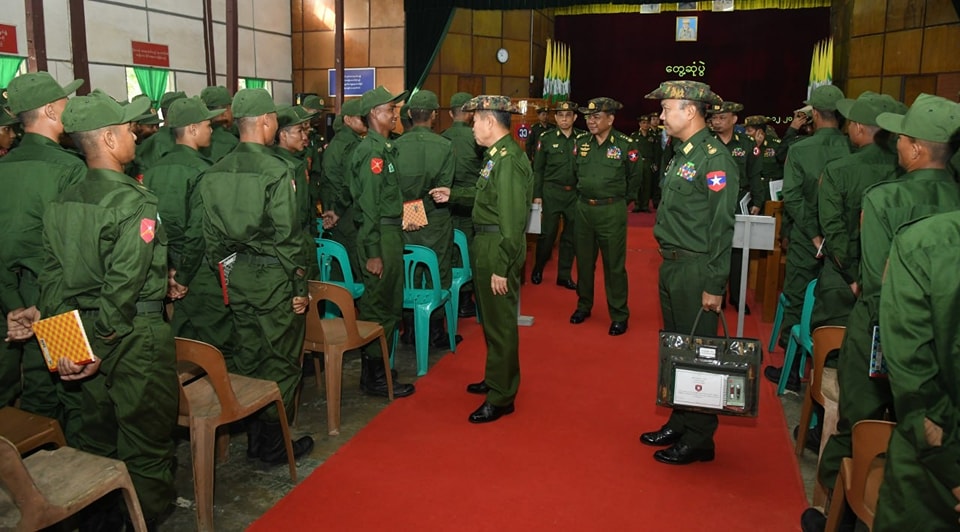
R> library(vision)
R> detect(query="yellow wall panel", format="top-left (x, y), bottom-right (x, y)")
top-left (881, 76), bottom-right (903, 99)
top-left (845, 76), bottom-right (882, 97)
top-left (886, 0), bottom-right (925, 31)
top-left (302, 0), bottom-right (336, 31)
top-left (370, 28), bottom-right (404, 67)
top-left (376, 67), bottom-right (405, 94)
top-left (473, 36), bottom-right (503, 76)
top-left (849, 35), bottom-right (884, 77)
top-left (440, 33), bottom-right (472, 74)
top-left (921, 25), bottom-right (960, 73)
top-left (473, 11), bottom-right (502, 37)
top-left (370, 0), bottom-right (404, 28)
top-left (501, 39), bottom-right (530, 78)
top-left (925, 0), bottom-right (960, 25)
top-left (303, 69), bottom-right (327, 97)
top-left (448, 8), bottom-right (472, 34)
top-left (486, 76), bottom-right (502, 96)
top-left (344, 29), bottom-right (370, 68)
top-left (882, 29), bottom-right (922, 75)
top-left (344, 0), bottom-right (370, 30)
top-left (303, 31), bottom-right (335, 69)
top-left (503, 10), bottom-right (530, 41)
top-left (501, 76), bottom-right (528, 98)
top-left (851, 0), bottom-right (885, 36)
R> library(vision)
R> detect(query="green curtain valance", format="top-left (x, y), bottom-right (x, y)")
top-left (245, 78), bottom-right (266, 89)
top-left (133, 66), bottom-right (168, 109)
top-left (0, 55), bottom-right (24, 89)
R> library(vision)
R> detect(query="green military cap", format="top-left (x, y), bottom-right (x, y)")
top-left (232, 88), bottom-right (277, 118)
top-left (744, 115), bottom-right (767, 127)
top-left (302, 94), bottom-right (324, 109)
top-left (165, 96), bottom-right (226, 128)
top-left (795, 104), bottom-right (814, 118)
top-left (836, 91), bottom-right (889, 126)
top-left (579, 97), bottom-right (622, 115)
top-left (360, 85), bottom-right (409, 115)
top-left (277, 104), bottom-right (316, 129)
top-left (131, 93), bottom-right (153, 107)
top-left (341, 98), bottom-right (363, 117)
top-left (709, 101), bottom-right (744, 115)
top-left (200, 86), bottom-right (232, 108)
top-left (450, 92), bottom-right (473, 109)
top-left (555, 101), bottom-right (579, 112)
top-left (407, 90), bottom-right (439, 110)
top-left (460, 95), bottom-right (520, 113)
top-left (0, 106), bottom-right (19, 127)
top-left (62, 91), bottom-right (151, 133)
top-left (137, 112), bottom-right (161, 125)
top-left (644, 80), bottom-right (722, 105)
top-left (399, 103), bottom-right (411, 118)
top-left (877, 94), bottom-right (907, 115)
top-left (876, 93), bottom-right (960, 143)
top-left (535, 105), bottom-right (549, 113)
top-left (637, 115), bottom-right (650, 122)
top-left (804, 84), bottom-right (844, 111)
top-left (160, 91), bottom-right (187, 110)
top-left (7, 72), bottom-right (84, 114)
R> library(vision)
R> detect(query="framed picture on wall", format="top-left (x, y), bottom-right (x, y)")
top-left (676, 16), bottom-right (698, 41)
top-left (713, 0), bottom-right (735, 12)
top-left (677, 2), bottom-right (699, 11)
top-left (640, 4), bottom-right (661, 13)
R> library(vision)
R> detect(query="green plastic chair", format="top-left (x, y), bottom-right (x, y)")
top-left (397, 245), bottom-right (457, 376)
top-left (450, 229), bottom-right (473, 319)
top-left (778, 279), bottom-right (817, 395)
top-left (768, 292), bottom-right (790, 352)
top-left (316, 238), bottom-right (364, 316)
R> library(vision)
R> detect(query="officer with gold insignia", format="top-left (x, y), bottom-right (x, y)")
top-left (526, 104), bottom-right (554, 162)
top-left (639, 80), bottom-right (738, 465)
top-left (568, 97), bottom-right (640, 336)
top-left (531, 100), bottom-right (583, 290)
top-left (743, 115), bottom-right (782, 196)
top-left (631, 114), bottom-right (659, 212)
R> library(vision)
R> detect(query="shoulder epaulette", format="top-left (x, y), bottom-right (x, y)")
top-left (575, 131), bottom-right (590, 140)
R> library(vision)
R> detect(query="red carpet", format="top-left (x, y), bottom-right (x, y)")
top-left (251, 226), bottom-right (807, 531)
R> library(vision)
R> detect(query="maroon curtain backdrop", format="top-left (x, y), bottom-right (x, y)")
top-left (555, 8), bottom-right (830, 134)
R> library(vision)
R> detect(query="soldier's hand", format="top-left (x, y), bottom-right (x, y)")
top-left (533, 198), bottom-right (543, 205)
top-left (701, 292), bottom-right (722, 313)
top-left (849, 281), bottom-right (860, 298)
top-left (366, 257), bottom-right (384, 277)
top-left (749, 206), bottom-right (760, 215)
top-left (59, 357), bottom-right (101, 381)
top-left (321, 210), bottom-right (339, 229)
top-left (402, 222), bottom-right (423, 232)
top-left (292, 296), bottom-right (309, 315)
top-left (924, 417), bottom-right (944, 447)
top-left (491, 274), bottom-right (508, 296)
top-left (429, 187), bottom-right (451, 203)
top-left (790, 112), bottom-right (808, 130)
top-left (5, 306), bottom-right (41, 342)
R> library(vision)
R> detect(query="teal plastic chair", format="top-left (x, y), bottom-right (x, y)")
top-left (768, 292), bottom-right (790, 352)
top-left (397, 245), bottom-right (457, 376)
top-left (316, 238), bottom-right (364, 316)
top-left (450, 229), bottom-right (473, 320)
top-left (778, 279), bottom-right (817, 395)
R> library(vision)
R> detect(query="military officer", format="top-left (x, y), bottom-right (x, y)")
top-left (320, 97), bottom-right (365, 281)
top-left (531, 100), bottom-right (583, 290)
top-left (526, 104), bottom-right (554, 162)
top-left (132, 95), bottom-right (161, 144)
top-left (812, 95), bottom-right (960, 526)
top-left (631, 114), bottom-right (659, 213)
top-left (393, 90), bottom-right (458, 348)
top-left (0, 72), bottom-right (85, 434)
top-left (568, 97), bottom-right (640, 336)
top-left (350, 85), bottom-right (416, 398)
top-left (775, 105), bottom-right (814, 166)
top-left (639, 80), bottom-right (737, 465)
top-left (197, 88), bottom-right (314, 464)
top-left (273, 104), bottom-right (320, 279)
top-left (37, 92), bottom-right (177, 527)
top-left (430, 95), bottom-right (532, 423)
top-left (742, 115), bottom-right (782, 196)
top-left (131, 90), bottom-right (187, 177)
top-left (299, 94), bottom-right (326, 216)
top-left (200, 85), bottom-right (239, 162)
top-left (442, 92), bottom-right (484, 318)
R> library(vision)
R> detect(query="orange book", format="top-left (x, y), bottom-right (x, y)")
top-left (31, 310), bottom-right (96, 372)
top-left (403, 199), bottom-right (429, 229)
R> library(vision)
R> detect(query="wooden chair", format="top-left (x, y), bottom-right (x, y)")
top-left (0, 435), bottom-right (148, 531)
top-left (0, 406), bottom-right (67, 455)
top-left (798, 326), bottom-right (845, 506)
top-left (175, 337), bottom-right (298, 532)
top-left (825, 420), bottom-right (895, 532)
top-left (304, 280), bottom-right (394, 436)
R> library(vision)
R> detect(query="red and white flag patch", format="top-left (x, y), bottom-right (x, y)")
top-left (706, 171), bottom-right (727, 192)
top-left (370, 157), bottom-right (384, 174)
top-left (140, 218), bottom-right (156, 243)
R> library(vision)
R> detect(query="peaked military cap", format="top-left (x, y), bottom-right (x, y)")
top-left (0, 105), bottom-right (19, 127)
top-left (709, 101), bottom-right (744, 115)
top-left (744, 115), bottom-right (768, 127)
top-left (579, 97), bottom-right (622, 115)
top-left (836, 91), bottom-right (888, 126)
top-left (302, 94), bottom-right (324, 109)
top-left (804, 84), bottom-right (844, 111)
top-left (876, 93), bottom-right (960, 143)
top-left (160, 91), bottom-right (187, 111)
top-left (166, 96), bottom-right (226, 128)
top-left (232, 88), bottom-right (277, 118)
top-left (637, 115), bottom-right (650, 122)
top-left (450, 92), bottom-right (473, 109)
top-left (137, 112), bottom-right (161, 125)
top-left (201, 86), bottom-right (232, 108)
top-left (62, 91), bottom-right (151, 133)
top-left (555, 101), bottom-right (579, 112)
top-left (277, 104), bottom-right (316, 129)
top-left (645, 80), bottom-right (721, 105)
top-left (535, 105), bottom-right (550, 113)
top-left (7, 72), bottom-right (84, 114)
top-left (461, 95), bottom-right (520, 113)
top-left (408, 90), bottom-right (439, 110)
top-left (360, 85), bottom-right (408, 115)
top-left (341, 98), bottom-right (363, 117)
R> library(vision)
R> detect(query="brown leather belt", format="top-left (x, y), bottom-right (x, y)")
top-left (580, 197), bottom-right (620, 206)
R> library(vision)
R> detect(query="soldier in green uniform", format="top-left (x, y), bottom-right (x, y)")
top-left (197, 88), bottom-right (314, 464)
top-left (320, 97), bottom-right (365, 281)
top-left (775, 105), bottom-right (814, 166)
top-left (200, 85), bottom-right (239, 162)
top-left (36, 93), bottom-right (177, 527)
top-left (526, 105), bottom-right (554, 162)
top-left (274, 104), bottom-right (320, 280)
top-left (131, 90), bottom-right (187, 177)
top-left (742, 115), bottom-right (783, 198)
top-left (631, 114), bottom-right (659, 213)
top-left (0, 72), bottom-right (85, 432)
top-left (639, 80), bottom-right (737, 465)
top-left (767, 85), bottom-right (850, 388)
top-left (442, 92), bottom-right (483, 318)
top-left (812, 95), bottom-right (960, 525)
top-left (430, 95), bottom-right (533, 423)
top-left (568, 97), bottom-right (640, 336)
top-left (350, 85), bottom-right (416, 398)
top-left (393, 90), bottom-right (458, 347)
top-left (874, 210), bottom-right (960, 531)
top-left (531, 100), bottom-right (582, 290)
top-left (133, 95), bottom-right (161, 144)
top-left (0, 102), bottom-right (19, 156)
top-left (300, 94), bottom-right (326, 217)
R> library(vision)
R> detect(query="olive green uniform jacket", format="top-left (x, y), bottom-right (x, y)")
top-left (442, 120), bottom-right (484, 235)
top-left (320, 126), bottom-right (363, 280)
top-left (714, 131), bottom-right (763, 210)
top-left (532, 127), bottom-right (583, 280)
top-left (275, 146), bottom-right (320, 279)
top-left (526, 122), bottom-right (554, 161)
top-left (132, 126), bottom-right (176, 176)
top-left (200, 125), bottom-right (239, 163)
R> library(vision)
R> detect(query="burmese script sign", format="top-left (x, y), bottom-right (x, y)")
top-left (0, 24), bottom-right (18, 55)
top-left (131, 41), bottom-right (170, 68)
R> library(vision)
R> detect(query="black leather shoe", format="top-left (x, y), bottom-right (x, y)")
top-left (569, 309), bottom-right (591, 324)
top-left (466, 381), bottom-right (489, 394)
top-left (793, 424), bottom-right (822, 455)
top-left (468, 401), bottom-right (515, 423)
top-left (653, 442), bottom-right (715, 465)
top-left (556, 278), bottom-right (577, 290)
top-left (800, 508), bottom-right (826, 532)
top-left (639, 426), bottom-right (682, 447)
top-left (764, 365), bottom-right (800, 392)
top-left (531, 270), bottom-right (543, 285)
top-left (458, 299), bottom-right (477, 318)
top-left (608, 321), bottom-right (628, 336)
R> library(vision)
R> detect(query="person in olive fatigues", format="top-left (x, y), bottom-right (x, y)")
top-left (531, 100), bottom-right (582, 289)
top-left (631, 114), bottom-right (660, 213)
top-left (816, 94), bottom-right (960, 498)
top-left (197, 88), bottom-right (314, 464)
top-left (0, 72), bottom-right (85, 434)
top-left (526, 105), bottom-right (554, 162)
top-left (743, 115), bottom-right (783, 198)
top-left (569, 97), bottom-right (640, 336)
top-left (350, 86), bottom-right (416, 398)
top-left (299, 94), bottom-right (326, 220)
top-left (35, 93), bottom-right (178, 525)
top-left (430, 95), bottom-right (533, 423)
top-left (394, 90), bottom-right (457, 348)
top-left (639, 80), bottom-right (738, 466)
top-left (199, 85), bottom-right (240, 163)
top-left (320, 97), bottom-right (365, 281)
top-left (131, 90), bottom-right (186, 177)
top-left (442, 92), bottom-right (484, 318)
top-left (274, 104), bottom-right (321, 280)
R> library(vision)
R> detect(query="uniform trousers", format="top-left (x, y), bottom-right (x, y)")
top-left (534, 185), bottom-right (576, 281)
top-left (574, 199), bottom-right (629, 322)
top-left (171, 263), bottom-right (239, 372)
top-left (357, 225), bottom-right (403, 360)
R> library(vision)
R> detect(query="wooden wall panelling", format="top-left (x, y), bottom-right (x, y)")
top-left (851, 0), bottom-right (885, 36)
top-left (849, 35), bottom-right (884, 77)
top-left (903, 74), bottom-right (938, 103)
top-left (936, 72), bottom-right (960, 100)
top-left (882, 29), bottom-right (923, 75)
top-left (846, 76), bottom-right (883, 96)
top-left (925, 0), bottom-right (960, 25)
top-left (886, 0), bottom-right (925, 31)
top-left (881, 76), bottom-right (904, 98)
top-left (921, 25), bottom-right (960, 73)
top-left (344, 29), bottom-right (369, 67)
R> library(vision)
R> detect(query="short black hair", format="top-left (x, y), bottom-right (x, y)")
top-left (478, 109), bottom-right (511, 129)
top-left (409, 108), bottom-right (433, 123)
top-left (68, 129), bottom-right (102, 157)
top-left (17, 107), bottom-right (45, 128)
top-left (235, 116), bottom-right (258, 134)
top-left (172, 125), bottom-right (189, 140)
top-left (679, 99), bottom-right (707, 118)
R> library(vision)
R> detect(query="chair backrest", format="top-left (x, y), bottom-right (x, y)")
top-left (0, 435), bottom-right (47, 524)
top-left (305, 281), bottom-right (365, 349)
top-left (811, 326), bottom-right (845, 405)
top-left (403, 245), bottom-right (443, 299)
top-left (453, 229), bottom-right (471, 274)
top-left (316, 238), bottom-right (355, 285)
top-left (847, 419), bottom-right (895, 528)
top-left (174, 338), bottom-right (243, 420)
top-left (798, 279), bottom-right (818, 346)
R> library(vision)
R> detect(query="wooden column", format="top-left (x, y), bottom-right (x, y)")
top-left (226, 0), bottom-right (238, 93)
top-left (68, 0), bottom-right (90, 94)
top-left (24, 0), bottom-right (47, 72)
top-left (334, 0), bottom-right (344, 113)
top-left (202, 0), bottom-right (216, 86)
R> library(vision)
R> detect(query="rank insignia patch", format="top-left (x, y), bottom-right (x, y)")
top-left (140, 218), bottom-right (156, 243)
top-left (706, 171), bottom-right (727, 192)
top-left (678, 161), bottom-right (697, 181)
top-left (370, 158), bottom-right (384, 174)
top-left (480, 159), bottom-right (495, 179)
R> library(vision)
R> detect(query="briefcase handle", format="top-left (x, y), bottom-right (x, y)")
top-left (689, 308), bottom-right (730, 339)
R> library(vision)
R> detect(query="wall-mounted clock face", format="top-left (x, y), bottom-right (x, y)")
top-left (496, 48), bottom-right (509, 64)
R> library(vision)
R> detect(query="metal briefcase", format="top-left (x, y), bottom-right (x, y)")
top-left (656, 310), bottom-right (762, 417)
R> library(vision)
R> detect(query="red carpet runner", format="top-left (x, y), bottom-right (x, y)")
top-left (252, 222), bottom-right (807, 531)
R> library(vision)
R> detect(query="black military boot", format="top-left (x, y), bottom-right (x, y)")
top-left (429, 313), bottom-right (462, 349)
top-left (400, 311), bottom-right (416, 345)
top-left (360, 356), bottom-right (415, 398)
top-left (246, 418), bottom-right (264, 459)
top-left (458, 295), bottom-right (477, 318)
top-left (257, 421), bottom-right (314, 465)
